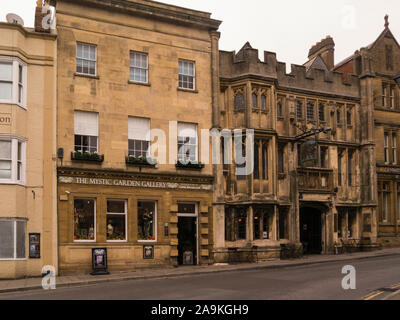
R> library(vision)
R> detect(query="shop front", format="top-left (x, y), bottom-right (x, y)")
top-left (57, 168), bottom-right (213, 275)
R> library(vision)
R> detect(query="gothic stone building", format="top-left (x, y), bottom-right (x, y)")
top-left (213, 38), bottom-right (378, 262)
top-left (335, 16), bottom-right (400, 247)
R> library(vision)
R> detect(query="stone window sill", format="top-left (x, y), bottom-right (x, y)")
top-left (74, 72), bottom-right (100, 80)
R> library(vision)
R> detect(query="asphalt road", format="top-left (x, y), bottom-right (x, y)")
top-left (1, 255), bottom-right (400, 300)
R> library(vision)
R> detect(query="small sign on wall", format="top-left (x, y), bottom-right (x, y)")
top-left (143, 245), bottom-right (154, 259)
top-left (29, 233), bottom-right (40, 259)
top-left (91, 248), bottom-right (109, 275)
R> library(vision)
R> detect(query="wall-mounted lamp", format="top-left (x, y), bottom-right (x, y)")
top-left (394, 72), bottom-right (400, 89)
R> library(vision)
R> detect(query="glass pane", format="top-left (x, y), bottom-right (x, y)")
top-left (178, 203), bottom-right (196, 215)
top-left (16, 221), bottom-right (25, 258)
top-left (107, 200), bottom-right (125, 213)
top-left (0, 221), bottom-right (14, 258)
top-left (138, 201), bottom-right (156, 241)
top-left (77, 43), bottom-right (83, 58)
top-left (0, 161), bottom-right (11, 179)
top-left (106, 214), bottom-right (126, 241)
top-left (0, 140), bottom-right (11, 159)
top-left (74, 199), bottom-right (95, 241)
top-left (89, 46), bottom-right (96, 60)
top-left (0, 63), bottom-right (12, 81)
top-left (0, 82), bottom-right (12, 100)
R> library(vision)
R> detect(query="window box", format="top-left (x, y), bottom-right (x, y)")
top-left (176, 161), bottom-right (205, 170)
top-left (125, 156), bottom-right (156, 167)
top-left (71, 151), bottom-right (104, 163)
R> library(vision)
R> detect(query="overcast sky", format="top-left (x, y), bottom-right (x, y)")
top-left (2, 0), bottom-right (400, 68)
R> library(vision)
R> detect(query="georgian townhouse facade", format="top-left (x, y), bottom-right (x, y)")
top-left (335, 16), bottom-right (400, 247)
top-left (50, 0), bottom-right (221, 274)
top-left (0, 3), bottom-right (57, 278)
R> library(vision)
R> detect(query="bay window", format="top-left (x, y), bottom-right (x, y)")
top-left (0, 137), bottom-right (26, 184)
top-left (178, 122), bottom-right (198, 163)
top-left (128, 116), bottom-right (150, 158)
top-left (0, 219), bottom-right (26, 260)
top-left (74, 111), bottom-right (99, 153)
top-left (0, 57), bottom-right (26, 107)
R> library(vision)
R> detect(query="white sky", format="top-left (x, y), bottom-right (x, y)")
top-left (2, 0), bottom-right (400, 67)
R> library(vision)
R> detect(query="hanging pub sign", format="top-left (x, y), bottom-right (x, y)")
top-left (91, 248), bottom-right (109, 275)
top-left (300, 140), bottom-right (318, 167)
top-left (29, 233), bottom-right (41, 259)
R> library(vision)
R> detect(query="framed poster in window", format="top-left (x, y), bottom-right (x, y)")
top-left (29, 233), bottom-right (40, 259)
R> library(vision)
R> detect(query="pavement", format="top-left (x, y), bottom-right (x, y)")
top-left (1, 247), bottom-right (400, 296)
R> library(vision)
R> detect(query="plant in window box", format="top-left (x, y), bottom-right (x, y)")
top-left (125, 155), bottom-right (156, 167)
top-left (175, 160), bottom-right (205, 170)
top-left (71, 151), bottom-right (104, 162)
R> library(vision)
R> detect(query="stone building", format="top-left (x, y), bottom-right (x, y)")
top-left (335, 16), bottom-right (400, 247)
top-left (0, 2), bottom-right (57, 278)
top-left (213, 34), bottom-right (380, 262)
top-left (50, 0), bottom-right (221, 274)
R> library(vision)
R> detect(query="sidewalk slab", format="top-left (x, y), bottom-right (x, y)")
top-left (1, 247), bottom-right (400, 294)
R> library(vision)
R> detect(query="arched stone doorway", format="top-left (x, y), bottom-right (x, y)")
top-left (300, 206), bottom-right (323, 254)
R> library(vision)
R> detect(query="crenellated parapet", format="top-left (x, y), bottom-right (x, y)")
top-left (220, 42), bottom-right (360, 99)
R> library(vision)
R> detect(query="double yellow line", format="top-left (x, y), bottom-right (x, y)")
top-left (363, 283), bottom-right (400, 300)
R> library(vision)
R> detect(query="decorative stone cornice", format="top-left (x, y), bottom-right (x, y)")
top-left (50, 0), bottom-right (222, 30)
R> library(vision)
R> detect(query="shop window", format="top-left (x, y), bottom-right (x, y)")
top-left (128, 117), bottom-right (150, 158)
top-left (0, 57), bottom-right (26, 106)
top-left (279, 208), bottom-right (288, 240)
top-left (334, 213), bottom-right (338, 233)
top-left (0, 138), bottom-right (25, 184)
top-left (379, 182), bottom-right (390, 223)
top-left (130, 51), bottom-right (148, 83)
top-left (74, 111), bottom-right (98, 153)
top-left (74, 199), bottom-right (96, 241)
top-left (225, 208), bottom-right (247, 241)
top-left (296, 100), bottom-right (303, 119)
top-left (178, 122), bottom-right (198, 163)
top-left (106, 200), bottom-right (127, 241)
top-left (397, 184), bottom-right (400, 222)
top-left (261, 94), bottom-right (267, 111)
top-left (253, 208), bottom-right (272, 240)
top-left (0, 219), bottom-right (26, 260)
top-left (76, 42), bottom-right (96, 76)
top-left (138, 201), bottom-right (157, 241)
top-left (178, 59), bottom-right (195, 90)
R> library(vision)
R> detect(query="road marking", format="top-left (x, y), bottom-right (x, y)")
top-left (390, 283), bottom-right (400, 289)
top-left (364, 291), bottom-right (384, 300)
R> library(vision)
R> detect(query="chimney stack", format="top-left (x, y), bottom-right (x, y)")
top-left (308, 35), bottom-right (335, 70)
top-left (34, 0), bottom-right (51, 33)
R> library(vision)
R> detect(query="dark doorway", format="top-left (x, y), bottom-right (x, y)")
top-left (178, 217), bottom-right (197, 265)
top-left (300, 207), bottom-right (322, 254)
